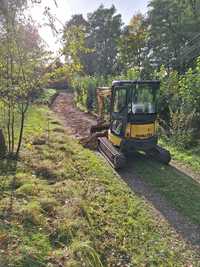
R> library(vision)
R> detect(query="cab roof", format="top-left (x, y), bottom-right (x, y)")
top-left (112, 80), bottom-right (160, 87)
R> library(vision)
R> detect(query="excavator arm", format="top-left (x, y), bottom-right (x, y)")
top-left (96, 87), bottom-right (111, 119)
top-left (88, 87), bottom-right (111, 136)
top-left (80, 87), bottom-right (111, 150)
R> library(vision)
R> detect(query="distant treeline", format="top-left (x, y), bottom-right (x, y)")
top-left (62, 1), bottom-right (200, 77)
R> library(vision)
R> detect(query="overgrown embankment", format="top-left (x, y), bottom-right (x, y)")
top-left (0, 98), bottom-right (199, 267)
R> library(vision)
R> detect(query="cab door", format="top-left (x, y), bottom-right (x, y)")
top-left (110, 86), bottom-right (128, 137)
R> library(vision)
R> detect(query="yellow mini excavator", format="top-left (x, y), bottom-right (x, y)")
top-left (90, 80), bottom-right (171, 169)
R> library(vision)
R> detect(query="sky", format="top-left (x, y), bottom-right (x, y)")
top-left (30, 0), bottom-right (149, 53)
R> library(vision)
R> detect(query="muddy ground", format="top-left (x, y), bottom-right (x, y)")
top-left (52, 92), bottom-right (200, 249)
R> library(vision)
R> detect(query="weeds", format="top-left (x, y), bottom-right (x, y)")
top-left (71, 241), bottom-right (104, 267)
top-left (39, 196), bottom-right (58, 214)
top-left (20, 201), bottom-right (45, 226)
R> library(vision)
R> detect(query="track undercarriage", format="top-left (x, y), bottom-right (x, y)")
top-left (98, 137), bottom-right (126, 169)
top-left (81, 121), bottom-right (171, 170)
top-left (97, 136), bottom-right (171, 170)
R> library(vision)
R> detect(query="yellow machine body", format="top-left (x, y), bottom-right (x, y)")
top-left (108, 122), bottom-right (156, 147)
top-left (125, 123), bottom-right (156, 139)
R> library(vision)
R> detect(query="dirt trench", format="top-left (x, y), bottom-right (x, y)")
top-left (52, 92), bottom-right (200, 250)
top-left (52, 92), bottom-right (97, 140)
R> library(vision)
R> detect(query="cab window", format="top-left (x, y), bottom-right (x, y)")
top-left (113, 87), bottom-right (127, 113)
top-left (131, 84), bottom-right (157, 114)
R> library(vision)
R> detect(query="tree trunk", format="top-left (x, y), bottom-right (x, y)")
top-left (16, 111), bottom-right (25, 157)
top-left (0, 129), bottom-right (7, 158)
top-left (7, 104), bottom-right (11, 153)
top-left (11, 109), bottom-right (15, 153)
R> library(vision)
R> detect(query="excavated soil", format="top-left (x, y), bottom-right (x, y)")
top-left (52, 92), bottom-right (97, 140)
top-left (52, 92), bottom-right (200, 250)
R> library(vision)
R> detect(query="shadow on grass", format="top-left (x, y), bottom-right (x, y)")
top-left (0, 158), bottom-right (18, 216)
top-left (119, 153), bottom-right (200, 247)
top-left (0, 158), bottom-right (17, 175)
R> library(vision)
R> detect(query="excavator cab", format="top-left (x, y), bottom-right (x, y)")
top-left (109, 81), bottom-right (159, 152)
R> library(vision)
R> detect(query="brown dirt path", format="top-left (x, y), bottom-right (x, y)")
top-left (52, 92), bottom-right (97, 139)
top-left (52, 92), bottom-right (200, 250)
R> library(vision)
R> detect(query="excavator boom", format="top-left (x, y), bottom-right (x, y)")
top-left (96, 87), bottom-right (111, 119)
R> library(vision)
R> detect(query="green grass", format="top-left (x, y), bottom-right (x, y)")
top-left (160, 140), bottom-right (200, 173)
top-left (35, 88), bottom-right (57, 105)
top-left (0, 105), bottom-right (199, 266)
top-left (0, 91), bottom-right (54, 154)
top-left (25, 105), bottom-right (50, 136)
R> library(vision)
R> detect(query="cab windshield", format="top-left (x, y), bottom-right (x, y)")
top-left (130, 83), bottom-right (158, 114)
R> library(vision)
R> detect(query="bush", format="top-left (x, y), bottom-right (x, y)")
top-left (162, 108), bottom-right (197, 149)
top-left (155, 58), bottom-right (200, 148)
top-left (35, 89), bottom-right (57, 105)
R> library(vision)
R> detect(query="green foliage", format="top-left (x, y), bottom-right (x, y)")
top-left (148, 0), bottom-right (200, 69)
top-left (20, 201), bottom-right (45, 226)
top-left (63, 5), bottom-right (122, 76)
top-left (0, 0), bottom-right (50, 157)
top-left (155, 58), bottom-right (200, 148)
top-left (179, 58), bottom-right (200, 113)
top-left (126, 67), bottom-right (141, 80)
top-left (71, 241), bottom-right (103, 267)
top-left (119, 13), bottom-right (150, 76)
top-left (72, 76), bottom-right (99, 111)
top-left (19, 233), bottom-right (51, 267)
top-left (168, 108), bottom-right (196, 148)
top-left (62, 17), bottom-right (92, 77)
top-left (62, 0), bottom-right (200, 76)
top-left (35, 89), bottom-right (57, 105)
top-left (86, 5), bottom-right (122, 76)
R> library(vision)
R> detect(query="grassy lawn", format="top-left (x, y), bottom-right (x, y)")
top-left (0, 103), bottom-right (199, 266)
